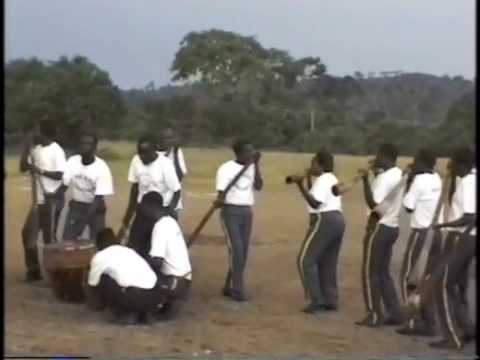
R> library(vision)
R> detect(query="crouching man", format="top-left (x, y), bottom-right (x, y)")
top-left (85, 228), bottom-right (165, 325)
top-left (141, 191), bottom-right (192, 321)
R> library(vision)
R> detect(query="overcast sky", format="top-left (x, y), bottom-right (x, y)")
top-left (5, 0), bottom-right (475, 89)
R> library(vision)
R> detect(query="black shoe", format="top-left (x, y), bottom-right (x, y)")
top-left (383, 317), bottom-right (404, 326)
top-left (302, 302), bottom-right (326, 314)
top-left (429, 339), bottom-right (463, 350)
top-left (230, 291), bottom-right (248, 302)
top-left (114, 313), bottom-right (138, 325)
top-left (323, 304), bottom-right (338, 311)
top-left (355, 316), bottom-right (382, 327)
top-left (222, 288), bottom-right (233, 298)
top-left (137, 312), bottom-right (153, 325)
top-left (463, 334), bottom-right (475, 344)
top-left (25, 271), bottom-right (42, 282)
top-left (396, 326), bottom-right (436, 337)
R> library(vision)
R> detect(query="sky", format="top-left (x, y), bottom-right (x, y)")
top-left (5, 0), bottom-right (476, 90)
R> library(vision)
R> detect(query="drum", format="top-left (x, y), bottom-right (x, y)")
top-left (43, 240), bottom-right (95, 303)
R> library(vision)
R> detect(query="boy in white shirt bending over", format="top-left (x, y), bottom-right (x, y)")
top-left (120, 135), bottom-right (181, 258)
top-left (157, 128), bottom-right (187, 219)
top-left (62, 132), bottom-right (114, 241)
top-left (141, 191), bottom-right (192, 321)
top-left (215, 140), bottom-right (263, 302)
top-left (356, 143), bottom-right (406, 327)
top-left (20, 121), bottom-right (67, 281)
top-left (289, 150), bottom-right (346, 314)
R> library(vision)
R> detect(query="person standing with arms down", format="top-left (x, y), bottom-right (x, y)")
top-left (62, 132), bottom-right (114, 241)
top-left (356, 143), bottom-right (406, 327)
top-left (428, 147), bottom-right (476, 350)
top-left (20, 121), bottom-right (67, 281)
top-left (215, 140), bottom-right (263, 302)
top-left (120, 135), bottom-right (181, 258)
top-left (289, 150), bottom-right (346, 313)
top-left (157, 128), bottom-right (187, 220)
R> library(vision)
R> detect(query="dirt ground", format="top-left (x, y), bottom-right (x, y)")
top-left (4, 148), bottom-right (476, 358)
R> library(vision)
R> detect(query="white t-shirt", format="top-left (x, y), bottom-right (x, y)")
top-left (128, 153), bottom-right (181, 208)
top-left (158, 148), bottom-right (187, 210)
top-left (372, 167), bottom-right (404, 227)
top-left (158, 148), bottom-right (187, 177)
top-left (308, 172), bottom-right (342, 213)
top-left (28, 142), bottom-right (67, 204)
top-left (149, 216), bottom-right (192, 280)
top-left (403, 173), bottom-right (442, 229)
top-left (88, 245), bottom-right (157, 289)
top-left (63, 155), bottom-right (114, 203)
top-left (216, 160), bottom-right (256, 206)
top-left (456, 169), bottom-right (476, 235)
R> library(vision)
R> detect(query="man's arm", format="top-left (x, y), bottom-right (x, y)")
top-left (253, 153), bottom-right (263, 191)
top-left (172, 148), bottom-right (184, 182)
top-left (31, 167), bottom-right (63, 181)
top-left (122, 184), bottom-right (139, 227)
top-left (361, 174), bottom-right (377, 210)
top-left (295, 179), bottom-right (321, 209)
top-left (168, 190), bottom-right (181, 213)
top-left (434, 214), bottom-right (476, 229)
top-left (148, 256), bottom-right (164, 277)
top-left (19, 137), bottom-right (33, 173)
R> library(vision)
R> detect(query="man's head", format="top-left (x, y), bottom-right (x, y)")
top-left (413, 148), bottom-right (437, 173)
top-left (451, 147), bottom-right (474, 177)
top-left (310, 149), bottom-right (334, 176)
top-left (38, 120), bottom-right (57, 145)
top-left (375, 143), bottom-right (398, 169)
top-left (138, 135), bottom-right (158, 165)
top-left (139, 191), bottom-right (166, 220)
top-left (159, 127), bottom-right (177, 150)
top-left (233, 139), bottom-right (255, 165)
top-left (96, 228), bottom-right (118, 251)
top-left (79, 131), bottom-right (98, 158)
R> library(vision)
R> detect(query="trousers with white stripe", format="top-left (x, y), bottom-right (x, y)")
top-left (433, 231), bottom-right (475, 348)
top-left (400, 228), bottom-right (429, 303)
top-left (360, 217), bottom-right (403, 323)
top-left (297, 211), bottom-right (345, 306)
top-left (220, 205), bottom-right (253, 295)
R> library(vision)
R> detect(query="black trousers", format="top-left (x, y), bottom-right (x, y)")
top-left (63, 200), bottom-right (106, 241)
top-left (297, 211), bottom-right (345, 306)
top-left (21, 192), bottom-right (64, 275)
top-left (433, 232), bottom-right (475, 348)
top-left (361, 222), bottom-right (403, 324)
top-left (399, 228), bottom-right (428, 302)
top-left (88, 273), bottom-right (191, 317)
top-left (220, 205), bottom-right (253, 295)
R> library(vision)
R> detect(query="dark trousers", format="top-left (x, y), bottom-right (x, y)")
top-left (127, 211), bottom-right (156, 260)
top-left (433, 232), bottom-right (475, 348)
top-left (88, 274), bottom-right (191, 318)
top-left (297, 211), bottom-right (345, 306)
top-left (220, 205), bottom-right (253, 295)
top-left (63, 200), bottom-right (106, 241)
top-left (400, 228), bottom-right (428, 302)
top-left (21, 193), bottom-right (64, 275)
top-left (362, 223), bottom-right (403, 324)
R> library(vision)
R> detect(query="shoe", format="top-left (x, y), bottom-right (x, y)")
top-left (114, 313), bottom-right (138, 325)
top-left (323, 304), bottom-right (338, 311)
top-left (230, 291), bottom-right (248, 302)
top-left (222, 288), bottom-right (233, 298)
top-left (302, 302), bottom-right (326, 314)
top-left (355, 316), bottom-right (382, 327)
top-left (396, 326), bottom-right (436, 337)
top-left (383, 317), bottom-right (404, 326)
top-left (137, 312), bottom-right (153, 325)
top-left (429, 339), bottom-right (463, 350)
top-left (463, 334), bottom-right (475, 344)
top-left (25, 271), bottom-right (42, 282)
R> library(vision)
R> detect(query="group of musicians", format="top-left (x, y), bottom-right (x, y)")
top-left (20, 121), bottom-right (476, 348)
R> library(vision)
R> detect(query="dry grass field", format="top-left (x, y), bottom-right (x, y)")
top-left (4, 143), bottom-right (475, 358)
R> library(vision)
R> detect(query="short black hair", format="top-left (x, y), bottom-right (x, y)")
top-left (378, 143), bottom-right (398, 162)
top-left (96, 228), bottom-right (117, 250)
top-left (315, 149), bottom-right (334, 172)
top-left (80, 131), bottom-right (98, 145)
top-left (452, 147), bottom-right (475, 169)
top-left (232, 139), bottom-right (251, 155)
top-left (416, 148), bottom-right (437, 169)
top-left (139, 191), bottom-right (164, 217)
top-left (39, 120), bottom-right (57, 139)
top-left (138, 134), bottom-right (158, 147)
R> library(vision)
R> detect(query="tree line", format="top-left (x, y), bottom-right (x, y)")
top-left (5, 29), bottom-right (475, 156)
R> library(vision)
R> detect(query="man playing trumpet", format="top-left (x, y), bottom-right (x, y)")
top-left (288, 150), bottom-right (345, 314)
top-left (356, 143), bottom-right (405, 327)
